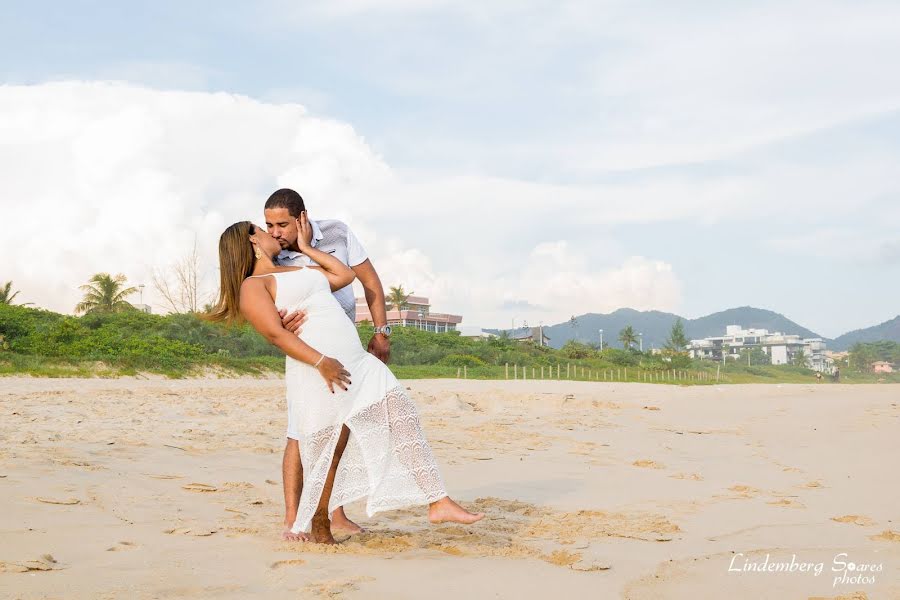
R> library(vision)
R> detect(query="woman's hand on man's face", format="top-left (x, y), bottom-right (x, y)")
top-left (296, 212), bottom-right (314, 251)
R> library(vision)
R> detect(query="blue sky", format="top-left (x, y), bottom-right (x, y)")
top-left (1, 0), bottom-right (898, 337)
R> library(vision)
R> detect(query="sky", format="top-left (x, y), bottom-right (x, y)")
top-left (1, 0), bottom-right (898, 338)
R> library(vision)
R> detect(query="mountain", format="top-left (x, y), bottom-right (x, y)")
top-left (686, 307), bottom-right (823, 341)
top-left (511, 306), bottom-right (827, 350)
top-left (831, 315), bottom-right (900, 350)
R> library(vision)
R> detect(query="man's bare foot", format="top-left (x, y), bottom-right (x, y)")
top-left (428, 497), bottom-right (484, 525)
top-left (282, 527), bottom-right (309, 542)
top-left (330, 507), bottom-right (365, 534)
top-left (311, 515), bottom-right (337, 544)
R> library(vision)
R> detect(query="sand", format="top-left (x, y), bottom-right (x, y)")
top-left (1, 377), bottom-right (898, 599)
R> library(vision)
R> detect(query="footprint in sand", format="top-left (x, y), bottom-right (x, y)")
top-left (544, 549), bottom-right (581, 567)
top-left (766, 498), bottom-right (805, 509)
top-left (831, 515), bottom-right (876, 526)
top-left (0, 554), bottom-right (62, 573)
top-left (869, 530), bottom-right (900, 542)
top-left (632, 459), bottom-right (664, 469)
top-left (34, 497), bottom-right (81, 505)
top-left (164, 526), bottom-right (218, 536)
top-left (221, 482), bottom-right (255, 490)
top-left (106, 541), bottom-right (138, 552)
top-left (544, 550), bottom-right (613, 571)
top-left (270, 558), bottom-right (306, 568)
top-left (181, 483), bottom-right (218, 492)
top-left (305, 576), bottom-right (375, 598)
top-left (571, 560), bottom-right (612, 571)
top-left (727, 484), bottom-right (762, 497)
top-left (669, 472), bottom-right (703, 481)
top-left (283, 496), bottom-right (676, 570)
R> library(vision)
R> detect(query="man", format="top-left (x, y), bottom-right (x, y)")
top-left (264, 188), bottom-right (392, 539)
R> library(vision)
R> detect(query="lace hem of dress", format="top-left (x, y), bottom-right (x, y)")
top-left (291, 385), bottom-right (447, 534)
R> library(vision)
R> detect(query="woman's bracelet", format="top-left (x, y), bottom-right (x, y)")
top-left (313, 353), bottom-right (326, 368)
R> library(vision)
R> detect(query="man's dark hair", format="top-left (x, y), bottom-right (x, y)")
top-left (264, 188), bottom-right (306, 217)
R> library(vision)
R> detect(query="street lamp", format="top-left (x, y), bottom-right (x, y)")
top-left (599, 329), bottom-right (603, 351)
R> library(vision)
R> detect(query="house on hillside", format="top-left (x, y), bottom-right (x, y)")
top-left (458, 325), bottom-right (497, 339)
top-left (871, 361), bottom-right (895, 374)
top-left (508, 326), bottom-right (551, 347)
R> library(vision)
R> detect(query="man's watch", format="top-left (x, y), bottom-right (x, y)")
top-left (373, 325), bottom-right (392, 337)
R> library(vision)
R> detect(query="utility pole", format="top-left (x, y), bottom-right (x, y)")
top-left (638, 332), bottom-right (643, 352)
top-left (599, 329), bottom-right (603, 351)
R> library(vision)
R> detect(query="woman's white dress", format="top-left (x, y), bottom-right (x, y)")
top-left (260, 268), bottom-right (447, 534)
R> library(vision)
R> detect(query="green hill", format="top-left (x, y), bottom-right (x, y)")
top-left (832, 315), bottom-right (900, 350)
top-left (536, 306), bottom-right (824, 350)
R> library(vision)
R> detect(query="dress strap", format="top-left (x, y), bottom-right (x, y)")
top-left (246, 268), bottom-right (304, 279)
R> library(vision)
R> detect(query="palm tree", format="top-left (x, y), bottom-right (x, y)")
top-left (75, 273), bottom-right (138, 314)
top-left (0, 281), bottom-right (21, 305)
top-left (618, 325), bottom-right (638, 350)
top-left (387, 285), bottom-right (412, 319)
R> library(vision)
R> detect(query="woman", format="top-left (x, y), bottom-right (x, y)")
top-left (208, 213), bottom-right (483, 543)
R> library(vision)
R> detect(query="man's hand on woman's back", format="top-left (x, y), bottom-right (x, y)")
top-left (279, 308), bottom-right (308, 335)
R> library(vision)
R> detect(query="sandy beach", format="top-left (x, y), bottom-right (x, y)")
top-left (1, 377), bottom-right (897, 599)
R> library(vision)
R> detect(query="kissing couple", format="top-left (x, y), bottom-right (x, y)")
top-left (207, 188), bottom-right (483, 543)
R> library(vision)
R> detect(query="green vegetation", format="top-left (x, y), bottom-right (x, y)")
top-left (1, 303), bottom-right (897, 383)
top-left (848, 340), bottom-right (900, 371)
top-left (0, 303), bottom-right (281, 377)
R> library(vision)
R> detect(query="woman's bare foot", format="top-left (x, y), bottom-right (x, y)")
top-left (311, 515), bottom-right (337, 544)
top-left (330, 507), bottom-right (365, 534)
top-left (282, 527), bottom-right (309, 542)
top-left (428, 497), bottom-right (484, 525)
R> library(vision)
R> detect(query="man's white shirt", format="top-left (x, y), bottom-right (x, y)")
top-left (275, 218), bottom-right (367, 321)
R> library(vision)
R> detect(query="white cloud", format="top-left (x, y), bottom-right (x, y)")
top-left (361, 237), bottom-right (682, 327)
top-left (764, 228), bottom-right (900, 264)
top-left (0, 81), bottom-right (686, 326)
top-left (263, 0), bottom-right (900, 178)
top-left (0, 81), bottom-right (387, 314)
top-left (500, 244), bottom-right (682, 324)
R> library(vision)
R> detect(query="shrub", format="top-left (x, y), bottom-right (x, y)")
top-left (438, 354), bottom-right (487, 367)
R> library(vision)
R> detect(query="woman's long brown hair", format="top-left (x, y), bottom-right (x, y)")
top-left (205, 221), bottom-right (258, 324)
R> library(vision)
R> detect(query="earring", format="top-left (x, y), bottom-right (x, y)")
top-left (254, 245), bottom-right (262, 259)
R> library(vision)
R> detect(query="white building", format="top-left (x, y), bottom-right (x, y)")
top-left (457, 325), bottom-right (497, 339)
top-left (355, 295), bottom-right (462, 333)
top-left (688, 325), bottom-right (832, 372)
